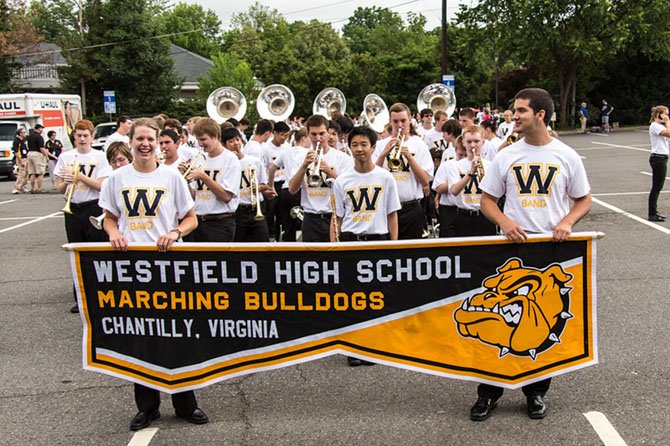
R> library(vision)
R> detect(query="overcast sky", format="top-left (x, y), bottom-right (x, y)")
top-left (181, 0), bottom-right (470, 31)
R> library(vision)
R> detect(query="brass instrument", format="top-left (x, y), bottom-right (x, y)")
top-left (387, 128), bottom-right (406, 172)
top-left (362, 94), bottom-right (389, 133)
top-left (313, 88), bottom-right (346, 120)
top-left (290, 206), bottom-right (304, 221)
top-left (416, 83), bottom-right (457, 117)
top-left (256, 84), bottom-right (295, 121)
top-left (506, 131), bottom-right (520, 145)
top-left (206, 87), bottom-right (247, 123)
top-left (306, 142), bottom-right (324, 187)
top-left (182, 151), bottom-right (206, 179)
top-left (325, 178), bottom-right (339, 242)
top-left (89, 212), bottom-right (105, 230)
top-left (473, 156), bottom-right (486, 182)
top-left (61, 161), bottom-right (81, 214)
top-left (249, 167), bottom-right (265, 221)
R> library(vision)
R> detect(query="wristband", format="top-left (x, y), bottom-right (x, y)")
top-left (169, 228), bottom-right (182, 239)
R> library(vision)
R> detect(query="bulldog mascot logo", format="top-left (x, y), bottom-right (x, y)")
top-left (454, 258), bottom-right (574, 360)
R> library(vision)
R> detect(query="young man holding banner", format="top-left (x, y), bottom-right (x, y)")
top-left (476, 88), bottom-right (591, 421)
top-left (331, 126), bottom-right (400, 366)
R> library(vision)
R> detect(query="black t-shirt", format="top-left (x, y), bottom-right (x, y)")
top-left (27, 132), bottom-right (45, 152)
top-left (46, 139), bottom-right (63, 157)
top-left (12, 138), bottom-right (28, 158)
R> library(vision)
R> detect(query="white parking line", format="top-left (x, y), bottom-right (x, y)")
top-left (0, 211), bottom-right (61, 234)
top-left (640, 171), bottom-right (670, 180)
top-left (583, 411), bottom-right (628, 446)
top-left (590, 142), bottom-right (651, 153)
top-left (593, 191), bottom-right (669, 197)
top-left (592, 197), bottom-right (670, 234)
top-left (0, 215), bottom-right (63, 221)
top-left (127, 428), bottom-right (158, 446)
top-left (0, 199), bottom-right (18, 205)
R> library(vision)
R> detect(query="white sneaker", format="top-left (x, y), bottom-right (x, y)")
top-left (11, 189), bottom-right (19, 194)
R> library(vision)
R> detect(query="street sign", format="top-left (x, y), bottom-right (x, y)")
top-left (103, 90), bottom-right (116, 115)
top-left (442, 74), bottom-right (455, 91)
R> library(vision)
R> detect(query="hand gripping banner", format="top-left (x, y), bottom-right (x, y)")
top-left (64, 233), bottom-right (600, 393)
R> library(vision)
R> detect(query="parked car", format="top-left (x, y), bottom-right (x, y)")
top-left (92, 122), bottom-right (117, 151)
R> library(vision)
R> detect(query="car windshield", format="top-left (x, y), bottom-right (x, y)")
top-left (0, 124), bottom-right (17, 142)
top-left (94, 124), bottom-right (117, 139)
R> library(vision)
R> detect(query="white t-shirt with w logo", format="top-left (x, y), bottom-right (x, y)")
top-left (333, 166), bottom-right (401, 235)
top-left (480, 138), bottom-right (590, 234)
top-left (99, 164), bottom-right (194, 243)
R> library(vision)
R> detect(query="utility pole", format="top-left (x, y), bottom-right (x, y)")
top-left (75, 0), bottom-right (86, 115)
top-left (441, 0), bottom-right (447, 76)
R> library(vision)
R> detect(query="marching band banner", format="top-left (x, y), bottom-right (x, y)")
top-left (65, 233), bottom-right (599, 393)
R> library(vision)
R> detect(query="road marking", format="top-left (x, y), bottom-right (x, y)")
top-left (127, 428), bottom-right (158, 446)
top-left (0, 199), bottom-right (18, 205)
top-left (640, 171), bottom-right (670, 180)
top-left (0, 215), bottom-right (63, 221)
top-left (589, 132), bottom-right (610, 137)
top-left (583, 411), bottom-right (628, 446)
top-left (590, 141), bottom-right (651, 153)
top-left (592, 197), bottom-right (670, 234)
top-left (0, 211), bottom-right (61, 234)
top-left (593, 191), bottom-right (669, 197)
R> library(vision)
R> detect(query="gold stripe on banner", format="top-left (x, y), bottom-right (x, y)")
top-left (65, 233), bottom-right (601, 393)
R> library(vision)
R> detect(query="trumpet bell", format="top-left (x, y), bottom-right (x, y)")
top-left (89, 213), bottom-right (104, 230)
top-left (207, 87), bottom-right (247, 124)
top-left (256, 84), bottom-right (295, 121)
top-left (313, 88), bottom-right (346, 120)
top-left (417, 83), bottom-right (457, 117)
top-left (362, 94), bottom-right (389, 133)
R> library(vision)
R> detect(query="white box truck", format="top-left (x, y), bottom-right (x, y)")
top-left (0, 93), bottom-right (82, 179)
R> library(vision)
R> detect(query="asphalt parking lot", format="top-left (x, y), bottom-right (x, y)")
top-left (0, 129), bottom-right (667, 445)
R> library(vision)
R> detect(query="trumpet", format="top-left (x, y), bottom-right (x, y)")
top-left (387, 128), bottom-right (406, 172)
top-left (506, 131), bottom-right (520, 145)
top-left (325, 178), bottom-right (339, 242)
top-left (182, 151), bottom-right (206, 179)
top-left (61, 161), bottom-right (81, 214)
top-left (473, 156), bottom-right (486, 182)
top-left (307, 142), bottom-right (323, 187)
top-left (249, 167), bottom-right (265, 221)
top-left (290, 206), bottom-right (304, 221)
top-left (89, 212), bottom-right (105, 230)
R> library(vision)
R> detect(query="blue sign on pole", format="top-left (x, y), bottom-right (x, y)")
top-left (103, 90), bottom-right (116, 114)
top-left (442, 74), bottom-right (455, 91)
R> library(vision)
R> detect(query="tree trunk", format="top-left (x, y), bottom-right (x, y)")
top-left (557, 63), bottom-right (577, 127)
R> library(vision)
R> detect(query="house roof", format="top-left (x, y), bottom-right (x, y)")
top-left (169, 44), bottom-right (214, 84)
top-left (15, 42), bottom-right (68, 66)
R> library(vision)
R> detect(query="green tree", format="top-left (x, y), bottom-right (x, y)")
top-left (456, 0), bottom-right (670, 126)
top-left (0, 0), bottom-right (42, 91)
top-left (158, 2), bottom-right (221, 58)
top-left (58, 0), bottom-right (180, 115)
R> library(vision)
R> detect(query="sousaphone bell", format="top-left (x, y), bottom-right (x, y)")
top-left (256, 84), bottom-right (295, 121)
top-left (361, 94), bottom-right (389, 133)
top-left (417, 83), bottom-right (457, 117)
top-left (206, 87), bottom-right (247, 124)
top-left (313, 88), bottom-right (346, 120)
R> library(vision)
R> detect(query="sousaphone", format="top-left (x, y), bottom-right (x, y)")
top-left (206, 87), bottom-right (247, 124)
top-left (362, 94), bottom-right (389, 133)
top-left (416, 83), bottom-right (457, 117)
top-left (313, 87), bottom-right (346, 120)
top-left (256, 84), bottom-right (295, 121)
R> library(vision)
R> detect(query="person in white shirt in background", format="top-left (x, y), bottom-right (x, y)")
top-left (187, 118), bottom-right (242, 242)
top-left (496, 110), bottom-right (515, 140)
top-left (647, 105), bottom-right (670, 221)
top-left (103, 115), bottom-right (132, 152)
top-left (262, 121), bottom-right (291, 239)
